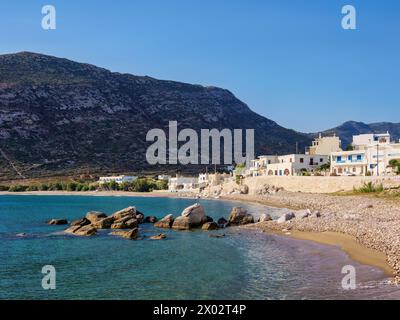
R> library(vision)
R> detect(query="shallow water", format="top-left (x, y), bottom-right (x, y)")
top-left (0, 195), bottom-right (399, 300)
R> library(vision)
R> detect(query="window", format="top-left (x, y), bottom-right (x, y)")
top-left (268, 160), bottom-right (271, 164)
top-left (353, 167), bottom-right (356, 173)
top-left (275, 170), bottom-right (278, 176)
top-left (349, 155), bottom-right (353, 161)
top-left (357, 154), bottom-right (362, 161)
top-left (337, 156), bottom-right (342, 162)
top-left (320, 158), bottom-right (323, 163)
top-left (300, 158), bottom-right (304, 163)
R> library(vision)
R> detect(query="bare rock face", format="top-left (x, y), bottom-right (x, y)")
top-left (172, 203), bottom-right (207, 230)
top-left (86, 211), bottom-right (107, 223)
top-left (111, 207), bottom-right (136, 220)
top-left (150, 233), bottom-right (166, 240)
top-left (70, 217), bottom-right (91, 227)
top-left (228, 207), bottom-right (254, 225)
top-left (47, 219), bottom-right (68, 225)
top-left (154, 214), bottom-right (174, 229)
top-left (111, 228), bottom-right (139, 240)
top-left (65, 224), bottom-right (97, 236)
top-left (202, 222), bottom-right (219, 230)
top-left (136, 212), bottom-right (145, 224)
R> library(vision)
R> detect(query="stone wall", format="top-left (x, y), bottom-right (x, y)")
top-left (205, 176), bottom-right (400, 195)
top-left (243, 176), bottom-right (400, 194)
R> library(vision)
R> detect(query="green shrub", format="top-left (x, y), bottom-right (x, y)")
top-left (0, 185), bottom-right (9, 191)
top-left (356, 182), bottom-right (384, 193)
top-left (8, 185), bottom-right (29, 192)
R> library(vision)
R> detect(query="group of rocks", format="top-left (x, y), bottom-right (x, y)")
top-left (47, 206), bottom-right (160, 240)
top-left (153, 203), bottom-right (255, 231)
top-left (46, 203), bottom-right (258, 240)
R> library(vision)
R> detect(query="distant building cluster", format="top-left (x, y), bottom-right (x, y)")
top-left (98, 175), bottom-right (138, 184)
top-left (249, 132), bottom-right (400, 177)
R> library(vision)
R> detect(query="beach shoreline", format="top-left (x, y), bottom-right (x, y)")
top-left (1, 189), bottom-right (397, 280)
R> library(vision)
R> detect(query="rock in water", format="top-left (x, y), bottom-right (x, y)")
top-left (70, 217), bottom-right (91, 227)
top-left (111, 216), bottom-right (138, 229)
top-left (111, 228), bottom-right (139, 240)
top-left (65, 224), bottom-right (97, 236)
top-left (111, 207), bottom-right (136, 220)
top-left (217, 217), bottom-right (228, 226)
top-left (209, 233), bottom-right (225, 238)
top-left (228, 207), bottom-right (254, 225)
top-left (47, 219), bottom-right (68, 225)
top-left (258, 213), bottom-right (272, 222)
top-left (85, 211), bottom-right (107, 223)
top-left (172, 203), bottom-right (207, 230)
top-left (154, 214), bottom-right (174, 229)
top-left (150, 233), bottom-right (166, 240)
top-left (92, 216), bottom-right (115, 229)
top-left (136, 213), bottom-right (145, 224)
top-left (144, 216), bottom-right (158, 223)
top-left (277, 212), bottom-right (296, 223)
top-left (202, 222), bottom-right (219, 230)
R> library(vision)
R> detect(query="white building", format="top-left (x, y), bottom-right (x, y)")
top-left (98, 175), bottom-right (138, 184)
top-left (330, 132), bottom-right (400, 176)
top-left (307, 134), bottom-right (342, 155)
top-left (168, 176), bottom-right (198, 192)
top-left (249, 154), bottom-right (329, 176)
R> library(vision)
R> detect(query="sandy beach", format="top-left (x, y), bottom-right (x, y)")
top-left (1, 189), bottom-right (398, 281)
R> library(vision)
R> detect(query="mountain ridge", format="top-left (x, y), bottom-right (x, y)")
top-left (0, 52), bottom-right (311, 180)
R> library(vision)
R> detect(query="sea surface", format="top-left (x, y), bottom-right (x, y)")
top-left (0, 195), bottom-right (399, 300)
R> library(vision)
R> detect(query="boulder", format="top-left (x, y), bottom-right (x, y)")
top-left (16, 233), bottom-right (27, 237)
top-left (205, 216), bottom-right (214, 223)
top-left (144, 216), bottom-right (158, 223)
top-left (111, 206), bottom-right (136, 220)
top-left (258, 213), bottom-right (272, 222)
top-left (181, 203), bottom-right (207, 225)
top-left (65, 224), bottom-right (97, 236)
top-left (277, 212), bottom-right (296, 223)
top-left (172, 216), bottom-right (191, 230)
top-left (154, 214), bottom-right (174, 229)
top-left (202, 222), bottom-right (219, 230)
top-left (217, 217), bottom-right (228, 226)
top-left (311, 211), bottom-right (321, 218)
top-left (172, 203), bottom-right (207, 230)
top-left (239, 184), bottom-right (249, 194)
top-left (296, 209), bottom-right (311, 219)
top-left (150, 233), bottom-right (167, 240)
top-left (92, 216), bottom-right (115, 229)
top-left (209, 233), bottom-right (225, 238)
top-left (136, 213), bottom-right (145, 224)
top-left (111, 217), bottom-right (138, 229)
top-left (47, 219), bottom-right (68, 225)
top-left (70, 217), bottom-right (91, 227)
top-left (228, 207), bottom-right (254, 225)
top-left (86, 211), bottom-right (107, 223)
top-left (111, 228), bottom-right (139, 240)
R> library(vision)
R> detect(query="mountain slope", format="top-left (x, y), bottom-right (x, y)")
top-left (318, 121), bottom-right (400, 148)
top-left (0, 52), bottom-right (311, 180)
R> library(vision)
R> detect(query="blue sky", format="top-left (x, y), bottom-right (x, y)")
top-left (0, 0), bottom-right (399, 132)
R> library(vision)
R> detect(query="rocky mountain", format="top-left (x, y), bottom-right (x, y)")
top-left (317, 121), bottom-right (400, 148)
top-left (0, 52), bottom-right (312, 181)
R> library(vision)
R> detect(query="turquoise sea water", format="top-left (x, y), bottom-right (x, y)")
top-left (0, 195), bottom-right (399, 300)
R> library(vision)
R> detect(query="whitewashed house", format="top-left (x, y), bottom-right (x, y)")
top-left (98, 175), bottom-right (138, 184)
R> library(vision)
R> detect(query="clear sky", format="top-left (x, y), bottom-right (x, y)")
top-left (0, 0), bottom-right (399, 132)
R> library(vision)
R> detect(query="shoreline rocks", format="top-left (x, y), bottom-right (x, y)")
top-left (47, 219), bottom-right (68, 225)
top-left (154, 214), bottom-right (174, 229)
top-left (228, 207), bottom-right (254, 226)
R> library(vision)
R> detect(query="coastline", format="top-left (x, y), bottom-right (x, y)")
top-left (0, 189), bottom-right (397, 279)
